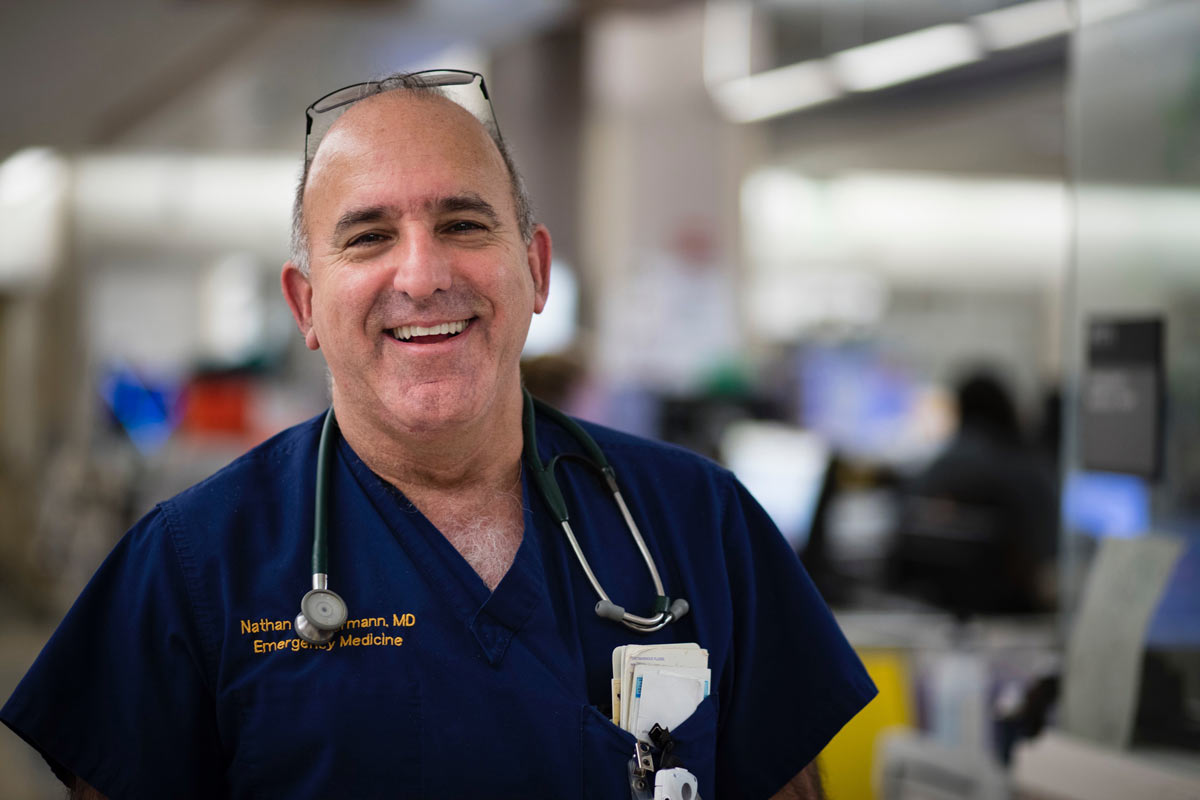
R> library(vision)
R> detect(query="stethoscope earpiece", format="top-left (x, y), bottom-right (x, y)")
top-left (668, 598), bottom-right (690, 621)
top-left (595, 600), bottom-right (625, 622)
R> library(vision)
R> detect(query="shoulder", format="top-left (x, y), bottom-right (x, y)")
top-left (567, 416), bottom-right (734, 482)
top-left (111, 415), bottom-right (327, 666)
top-left (156, 413), bottom-right (324, 527)
top-left (540, 414), bottom-right (756, 536)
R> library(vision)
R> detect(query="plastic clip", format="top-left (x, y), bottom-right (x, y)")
top-left (647, 724), bottom-right (681, 771)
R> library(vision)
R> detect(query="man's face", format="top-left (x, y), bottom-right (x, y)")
top-left (282, 92), bottom-right (550, 435)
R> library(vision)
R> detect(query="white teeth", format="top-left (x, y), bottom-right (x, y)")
top-left (391, 319), bottom-right (469, 341)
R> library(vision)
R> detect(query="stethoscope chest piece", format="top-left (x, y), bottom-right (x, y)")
top-left (296, 580), bottom-right (348, 644)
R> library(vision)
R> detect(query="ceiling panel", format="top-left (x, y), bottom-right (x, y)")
top-left (3, 0), bottom-right (570, 157)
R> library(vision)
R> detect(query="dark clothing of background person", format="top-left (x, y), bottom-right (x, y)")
top-left (889, 372), bottom-right (1058, 616)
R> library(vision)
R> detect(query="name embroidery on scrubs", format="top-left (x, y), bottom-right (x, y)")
top-left (239, 612), bottom-right (417, 655)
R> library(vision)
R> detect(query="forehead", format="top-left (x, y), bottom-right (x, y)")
top-left (303, 92), bottom-right (511, 223)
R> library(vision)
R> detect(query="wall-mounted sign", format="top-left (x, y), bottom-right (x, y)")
top-left (1080, 318), bottom-right (1164, 479)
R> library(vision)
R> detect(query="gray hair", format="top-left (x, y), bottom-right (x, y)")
top-left (289, 71), bottom-right (535, 274)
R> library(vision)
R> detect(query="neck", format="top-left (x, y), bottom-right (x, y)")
top-left (332, 382), bottom-right (526, 498)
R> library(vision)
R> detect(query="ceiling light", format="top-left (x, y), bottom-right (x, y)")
top-left (832, 23), bottom-right (984, 92)
top-left (975, 0), bottom-right (1072, 50)
top-left (711, 60), bottom-right (840, 123)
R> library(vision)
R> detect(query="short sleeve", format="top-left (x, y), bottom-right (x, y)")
top-left (1, 506), bottom-right (226, 799)
top-left (715, 477), bottom-right (876, 799)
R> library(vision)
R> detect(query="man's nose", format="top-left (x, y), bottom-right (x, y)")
top-left (391, 227), bottom-right (452, 298)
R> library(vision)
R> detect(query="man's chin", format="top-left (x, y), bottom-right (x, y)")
top-left (384, 383), bottom-right (491, 433)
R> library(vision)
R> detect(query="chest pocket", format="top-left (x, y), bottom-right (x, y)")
top-left (581, 693), bottom-right (719, 800)
top-left (229, 657), bottom-right (422, 800)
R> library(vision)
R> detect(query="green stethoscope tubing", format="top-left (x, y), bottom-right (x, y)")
top-left (295, 390), bottom-right (689, 644)
top-left (314, 405), bottom-right (336, 576)
top-left (293, 408), bottom-right (346, 644)
top-left (521, 390), bottom-right (689, 631)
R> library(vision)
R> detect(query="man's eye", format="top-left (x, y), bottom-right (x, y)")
top-left (445, 220), bottom-right (487, 234)
top-left (347, 232), bottom-right (387, 247)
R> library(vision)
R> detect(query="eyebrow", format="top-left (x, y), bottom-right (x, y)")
top-left (329, 194), bottom-right (503, 243)
top-left (439, 194), bottom-right (501, 227)
top-left (331, 206), bottom-right (393, 241)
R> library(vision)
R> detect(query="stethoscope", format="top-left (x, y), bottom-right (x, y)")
top-left (295, 390), bottom-right (690, 644)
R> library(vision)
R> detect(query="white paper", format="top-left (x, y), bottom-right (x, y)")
top-left (1062, 535), bottom-right (1184, 747)
top-left (628, 666), bottom-right (711, 742)
top-left (617, 644), bottom-right (708, 729)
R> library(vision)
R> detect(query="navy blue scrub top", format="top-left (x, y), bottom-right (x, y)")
top-left (2, 411), bottom-right (875, 799)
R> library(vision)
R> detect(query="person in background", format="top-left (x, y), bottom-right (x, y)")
top-left (890, 369), bottom-right (1059, 616)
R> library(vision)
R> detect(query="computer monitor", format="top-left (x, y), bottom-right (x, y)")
top-left (720, 420), bottom-right (831, 552)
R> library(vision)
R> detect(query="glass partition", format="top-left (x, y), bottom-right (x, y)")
top-left (1062, 0), bottom-right (1200, 752)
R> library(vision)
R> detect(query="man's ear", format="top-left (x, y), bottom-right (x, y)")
top-left (527, 224), bottom-right (552, 314)
top-left (281, 262), bottom-right (320, 350)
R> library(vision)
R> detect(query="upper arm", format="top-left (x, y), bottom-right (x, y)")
top-left (769, 762), bottom-right (824, 800)
top-left (0, 508), bottom-right (225, 798)
top-left (72, 776), bottom-right (109, 800)
top-left (714, 477), bottom-right (875, 798)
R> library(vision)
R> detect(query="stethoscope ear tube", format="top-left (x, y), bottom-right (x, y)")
top-left (525, 390), bottom-right (689, 635)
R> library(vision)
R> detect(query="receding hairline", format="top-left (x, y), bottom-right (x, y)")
top-left (307, 89), bottom-right (505, 193)
top-left (291, 84), bottom-right (534, 272)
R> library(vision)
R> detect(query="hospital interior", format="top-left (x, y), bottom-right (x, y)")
top-left (1, 0), bottom-right (1198, 797)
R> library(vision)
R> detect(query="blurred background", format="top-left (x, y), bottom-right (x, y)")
top-left (1, 0), bottom-right (1197, 797)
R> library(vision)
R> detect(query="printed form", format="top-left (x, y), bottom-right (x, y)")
top-left (611, 643), bottom-right (710, 740)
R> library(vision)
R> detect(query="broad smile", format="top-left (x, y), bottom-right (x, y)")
top-left (387, 318), bottom-right (474, 344)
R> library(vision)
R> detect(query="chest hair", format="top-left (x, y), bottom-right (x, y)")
top-left (413, 484), bottom-right (526, 591)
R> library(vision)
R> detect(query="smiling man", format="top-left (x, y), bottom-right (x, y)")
top-left (281, 88), bottom-right (551, 592)
top-left (2, 71), bottom-right (874, 799)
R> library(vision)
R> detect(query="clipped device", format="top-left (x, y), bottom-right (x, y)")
top-left (654, 767), bottom-right (698, 800)
top-left (629, 724), bottom-right (702, 800)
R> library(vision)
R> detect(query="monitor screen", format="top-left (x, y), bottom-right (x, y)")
top-left (1062, 470), bottom-right (1151, 539)
top-left (721, 420), bottom-right (830, 552)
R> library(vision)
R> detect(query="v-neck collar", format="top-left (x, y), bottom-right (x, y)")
top-left (336, 434), bottom-right (545, 665)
